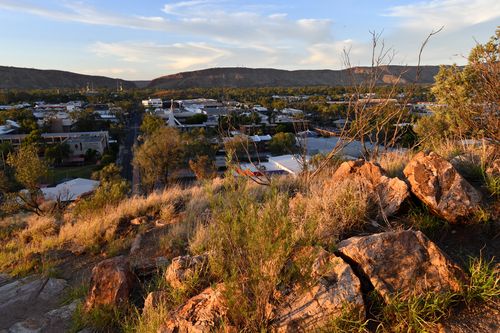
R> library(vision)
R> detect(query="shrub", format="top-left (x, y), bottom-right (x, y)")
top-left (206, 180), bottom-right (297, 331)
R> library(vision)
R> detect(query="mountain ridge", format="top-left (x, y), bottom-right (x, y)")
top-left (0, 66), bottom-right (137, 90)
top-left (147, 66), bottom-right (442, 89)
top-left (0, 65), bottom-right (443, 90)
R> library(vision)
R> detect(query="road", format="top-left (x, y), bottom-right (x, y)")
top-left (120, 111), bottom-right (142, 194)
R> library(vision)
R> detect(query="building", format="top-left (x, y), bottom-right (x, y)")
top-left (41, 178), bottom-right (100, 202)
top-left (237, 154), bottom-right (309, 177)
top-left (142, 98), bottom-right (163, 108)
top-left (0, 131), bottom-right (109, 156)
top-left (281, 108), bottom-right (304, 116)
top-left (0, 120), bottom-right (21, 135)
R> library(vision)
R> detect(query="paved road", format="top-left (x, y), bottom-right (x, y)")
top-left (120, 111), bottom-right (142, 194)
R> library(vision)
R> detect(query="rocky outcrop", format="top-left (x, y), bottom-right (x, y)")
top-left (85, 256), bottom-right (135, 310)
top-left (403, 151), bottom-right (482, 223)
top-left (0, 277), bottom-right (68, 329)
top-left (165, 254), bottom-right (209, 289)
top-left (158, 284), bottom-right (229, 333)
top-left (338, 230), bottom-right (466, 302)
top-left (7, 300), bottom-right (79, 333)
top-left (269, 247), bottom-right (364, 332)
top-left (332, 160), bottom-right (409, 218)
top-left (143, 291), bottom-right (170, 314)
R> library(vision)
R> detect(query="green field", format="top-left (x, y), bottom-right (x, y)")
top-left (45, 165), bottom-right (98, 185)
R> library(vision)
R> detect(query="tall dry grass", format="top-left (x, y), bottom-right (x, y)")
top-left (289, 176), bottom-right (373, 247)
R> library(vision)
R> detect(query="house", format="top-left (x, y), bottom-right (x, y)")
top-left (237, 154), bottom-right (309, 177)
top-left (0, 120), bottom-right (21, 135)
top-left (41, 178), bottom-right (100, 202)
top-left (252, 105), bottom-right (268, 113)
top-left (281, 108), bottom-right (304, 116)
top-left (142, 98), bottom-right (163, 108)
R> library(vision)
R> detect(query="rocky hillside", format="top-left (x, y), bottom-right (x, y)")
top-left (0, 145), bottom-right (498, 332)
top-left (0, 66), bottom-right (137, 90)
top-left (147, 66), bottom-right (441, 89)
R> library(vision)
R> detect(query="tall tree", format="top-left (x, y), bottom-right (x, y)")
top-left (4, 145), bottom-right (48, 215)
top-left (140, 114), bottom-right (165, 136)
top-left (133, 127), bottom-right (184, 191)
top-left (418, 28), bottom-right (499, 144)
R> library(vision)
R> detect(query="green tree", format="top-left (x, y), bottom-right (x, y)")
top-left (44, 143), bottom-right (70, 166)
top-left (140, 114), bottom-right (165, 136)
top-left (268, 132), bottom-right (297, 155)
top-left (419, 28), bottom-right (499, 144)
top-left (133, 127), bottom-right (184, 191)
top-left (22, 129), bottom-right (44, 148)
top-left (189, 155), bottom-right (216, 180)
top-left (184, 113), bottom-right (208, 124)
top-left (5, 145), bottom-right (48, 214)
top-left (74, 163), bottom-right (130, 216)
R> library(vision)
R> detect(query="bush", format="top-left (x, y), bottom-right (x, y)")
top-left (206, 180), bottom-right (297, 331)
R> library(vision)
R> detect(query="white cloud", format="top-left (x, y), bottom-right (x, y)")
top-left (90, 41), bottom-right (228, 72)
top-left (386, 0), bottom-right (500, 31)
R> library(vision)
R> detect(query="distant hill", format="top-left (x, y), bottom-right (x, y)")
top-left (0, 65), bottom-right (442, 91)
top-left (0, 66), bottom-right (137, 90)
top-left (148, 66), bottom-right (441, 89)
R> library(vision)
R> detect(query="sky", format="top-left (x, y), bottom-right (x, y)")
top-left (0, 0), bottom-right (498, 80)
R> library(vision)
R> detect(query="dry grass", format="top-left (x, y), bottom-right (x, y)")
top-left (377, 150), bottom-right (413, 178)
top-left (59, 187), bottom-right (189, 250)
top-left (0, 185), bottom-right (207, 275)
top-left (290, 176), bottom-right (373, 247)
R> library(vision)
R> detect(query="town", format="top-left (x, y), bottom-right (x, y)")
top-left (0, 87), bottom-right (440, 202)
top-left (0, 2), bottom-right (498, 332)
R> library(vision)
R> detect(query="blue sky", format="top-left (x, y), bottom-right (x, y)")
top-left (0, 0), bottom-right (498, 80)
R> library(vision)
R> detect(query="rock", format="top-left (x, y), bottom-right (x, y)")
top-left (85, 256), bottom-right (135, 310)
top-left (143, 291), bottom-right (170, 313)
top-left (129, 233), bottom-right (143, 255)
top-left (132, 257), bottom-right (170, 278)
top-left (158, 284), bottom-right (228, 333)
top-left (269, 246), bottom-right (364, 332)
top-left (7, 300), bottom-right (78, 333)
top-left (154, 220), bottom-right (168, 227)
top-left (403, 151), bottom-right (482, 223)
top-left (332, 160), bottom-right (409, 218)
top-left (130, 216), bottom-right (148, 226)
top-left (0, 277), bottom-right (68, 329)
top-left (0, 273), bottom-right (10, 287)
top-left (165, 254), bottom-right (209, 289)
top-left (337, 230), bottom-right (466, 302)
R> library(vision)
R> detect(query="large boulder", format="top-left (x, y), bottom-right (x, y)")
top-left (158, 284), bottom-right (230, 333)
top-left (269, 247), bottom-right (364, 332)
top-left (403, 151), bottom-right (482, 223)
top-left (332, 160), bottom-right (409, 218)
top-left (337, 230), bottom-right (466, 302)
top-left (165, 254), bottom-right (209, 289)
top-left (85, 256), bottom-right (135, 310)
